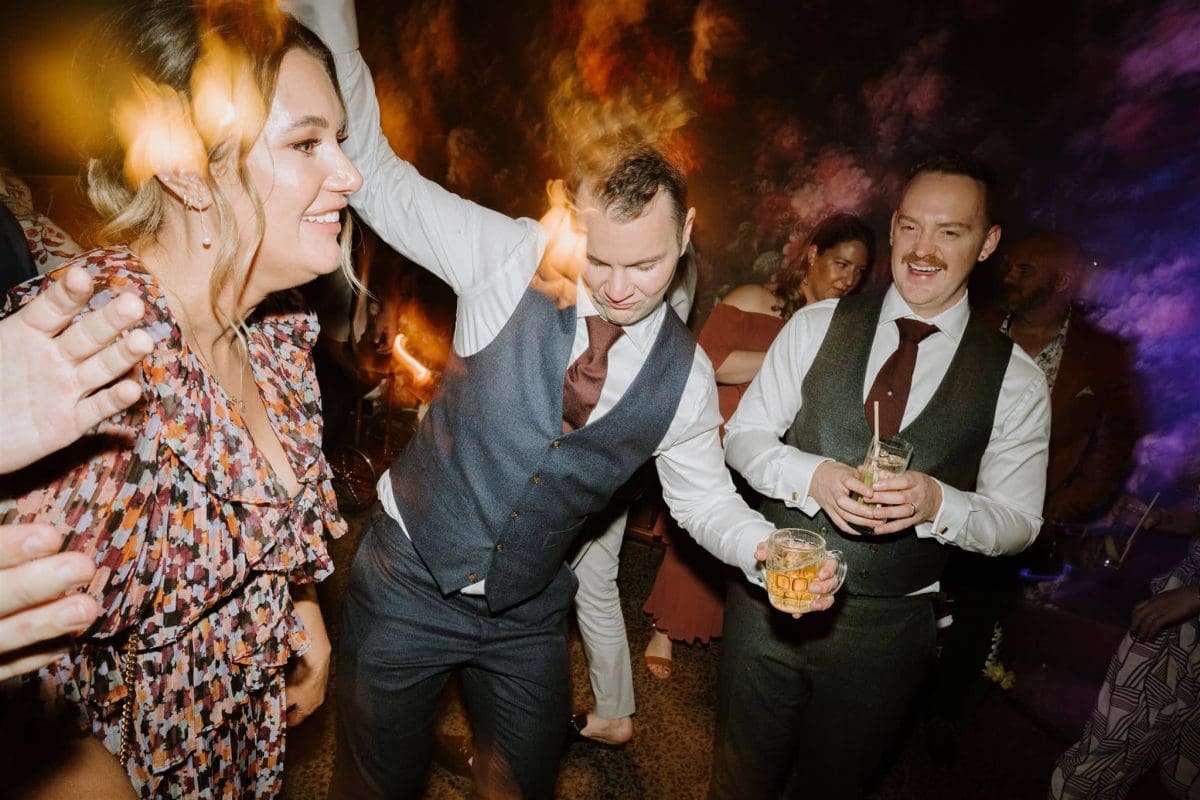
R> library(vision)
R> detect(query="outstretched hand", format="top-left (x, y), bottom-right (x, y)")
top-left (0, 266), bottom-right (152, 473)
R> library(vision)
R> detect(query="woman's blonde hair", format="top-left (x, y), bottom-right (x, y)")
top-left (84, 0), bottom-right (357, 329)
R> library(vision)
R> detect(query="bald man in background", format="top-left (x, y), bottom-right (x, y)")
top-left (928, 232), bottom-right (1141, 760)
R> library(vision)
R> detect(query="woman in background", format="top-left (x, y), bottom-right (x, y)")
top-left (3, 2), bottom-right (361, 797)
top-left (642, 212), bottom-right (876, 678)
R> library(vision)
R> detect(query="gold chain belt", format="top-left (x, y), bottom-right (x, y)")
top-left (118, 633), bottom-right (139, 765)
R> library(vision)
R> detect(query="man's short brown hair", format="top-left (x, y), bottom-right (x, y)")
top-left (567, 133), bottom-right (688, 240)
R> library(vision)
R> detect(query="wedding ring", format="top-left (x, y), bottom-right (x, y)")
top-left (908, 502), bottom-right (918, 518)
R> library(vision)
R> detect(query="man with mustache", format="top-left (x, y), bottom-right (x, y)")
top-left (714, 156), bottom-right (1053, 800)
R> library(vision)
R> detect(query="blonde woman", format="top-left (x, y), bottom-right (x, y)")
top-left (2, 2), bottom-right (361, 797)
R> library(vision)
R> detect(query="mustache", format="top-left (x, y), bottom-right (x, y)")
top-left (902, 252), bottom-right (948, 269)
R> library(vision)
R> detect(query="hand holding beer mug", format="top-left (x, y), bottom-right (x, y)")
top-left (764, 529), bottom-right (847, 615)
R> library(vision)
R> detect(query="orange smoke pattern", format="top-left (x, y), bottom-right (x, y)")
top-left (366, 1), bottom-right (462, 166)
top-left (548, 0), bottom-right (696, 178)
top-left (689, 0), bottom-right (744, 84)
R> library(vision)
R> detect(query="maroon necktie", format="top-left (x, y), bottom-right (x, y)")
top-left (864, 318), bottom-right (938, 439)
top-left (563, 315), bottom-right (624, 432)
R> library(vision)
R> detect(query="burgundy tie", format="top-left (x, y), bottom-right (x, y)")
top-left (563, 315), bottom-right (624, 432)
top-left (864, 318), bottom-right (938, 439)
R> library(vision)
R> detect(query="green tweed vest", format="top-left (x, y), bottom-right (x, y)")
top-left (759, 292), bottom-right (1012, 596)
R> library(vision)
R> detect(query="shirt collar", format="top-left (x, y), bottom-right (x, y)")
top-left (879, 284), bottom-right (970, 343)
top-left (575, 281), bottom-right (664, 354)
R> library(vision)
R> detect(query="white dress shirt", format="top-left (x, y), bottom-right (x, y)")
top-left (725, 286), bottom-right (1052, 560)
top-left (302, 15), bottom-right (777, 587)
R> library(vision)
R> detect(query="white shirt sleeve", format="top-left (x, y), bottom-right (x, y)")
top-left (654, 353), bottom-right (774, 586)
top-left (724, 303), bottom-right (836, 516)
top-left (922, 352), bottom-right (1051, 555)
top-left (285, 0), bottom-right (360, 53)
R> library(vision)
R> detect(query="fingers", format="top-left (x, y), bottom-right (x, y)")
top-left (831, 496), bottom-right (880, 530)
top-left (843, 475), bottom-right (874, 498)
top-left (0, 591), bottom-right (100, 659)
top-left (0, 524), bottom-right (64, 568)
top-left (824, 506), bottom-right (865, 536)
top-left (73, 328), bottom-right (153, 395)
top-left (809, 594), bottom-right (834, 612)
top-left (1132, 617), bottom-right (1161, 640)
top-left (0, 641), bottom-right (72, 682)
top-left (1130, 605), bottom-right (1159, 639)
top-left (285, 693), bottom-right (325, 727)
top-left (869, 474), bottom-right (915, 493)
top-left (754, 540), bottom-right (769, 563)
top-left (75, 380), bottom-right (145, 430)
top-left (1130, 600), bottom-right (1151, 638)
top-left (0, 550), bottom-right (97, 617)
top-left (56, 292), bottom-right (147, 364)
top-left (790, 593), bottom-right (835, 619)
top-left (871, 510), bottom-right (921, 536)
top-left (14, 267), bottom-right (94, 335)
top-left (861, 489), bottom-right (911, 512)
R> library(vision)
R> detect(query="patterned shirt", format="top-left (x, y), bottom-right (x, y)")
top-left (4, 248), bottom-right (345, 799)
top-left (1001, 309), bottom-right (1071, 392)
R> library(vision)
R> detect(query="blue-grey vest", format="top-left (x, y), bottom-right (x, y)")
top-left (390, 284), bottom-right (696, 612)
top-left (759, 292), bottom-right (1013, 597)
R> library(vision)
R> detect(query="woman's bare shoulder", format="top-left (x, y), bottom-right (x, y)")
top-left (719, 283), bottom-right (778, 315)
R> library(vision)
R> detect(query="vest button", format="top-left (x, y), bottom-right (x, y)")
top-left (550, 440), bottom-right (561, 449)
top-left (869, 544), bottom-right (879, 553)
top-left (510, 510), bottom-right (520, 519)
top-left (495, 542), bottom-right (504, 552)
top-left (859, 568), bottom-right (870, 578)
top-left (468, 572), bottom-right (478, 582)
top-left (530, 475), bottom-right (542, 485)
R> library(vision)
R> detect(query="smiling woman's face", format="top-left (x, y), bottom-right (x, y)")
top-left (229, 49), bottom-right (363, 295)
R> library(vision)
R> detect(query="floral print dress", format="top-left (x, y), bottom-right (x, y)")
top-left (4, 248), bottom-right (346, 798)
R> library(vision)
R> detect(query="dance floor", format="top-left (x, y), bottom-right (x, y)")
top-left (281, 502), bottom-right (1173, 799)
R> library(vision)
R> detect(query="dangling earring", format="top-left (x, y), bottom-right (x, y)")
top-left (190, 197), bottom-right (212, 249)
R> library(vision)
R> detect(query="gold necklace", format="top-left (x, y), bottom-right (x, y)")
top-left (198, 337), bottom-right (249, 414)
top-left (159, 283), bottom-right (250, 414)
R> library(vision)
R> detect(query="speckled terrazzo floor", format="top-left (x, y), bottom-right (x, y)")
top-left (281, 508), bottom-right (1167, 800)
